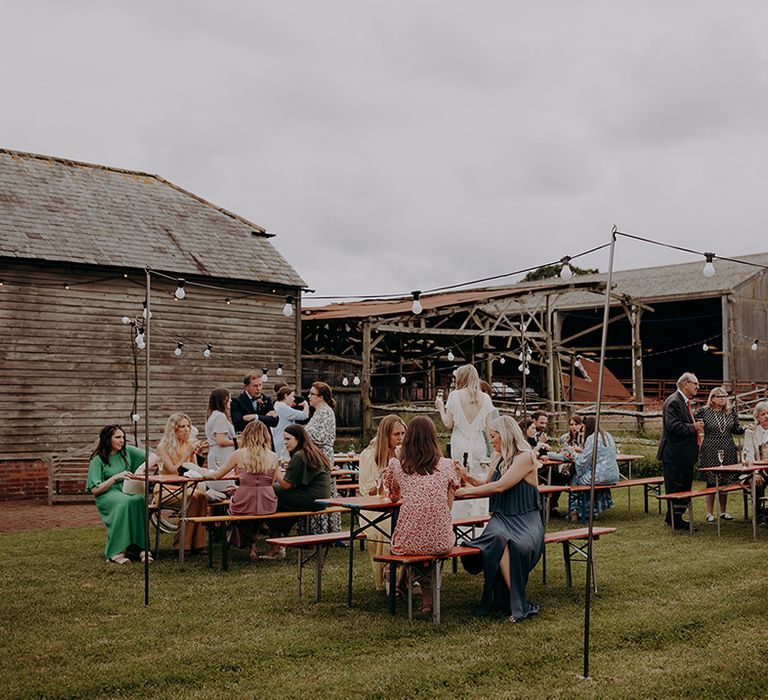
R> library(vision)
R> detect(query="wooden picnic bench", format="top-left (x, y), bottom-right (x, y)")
top-left (569, 476), bottom-right (665, 521)
top-left (182, 506), bottom-right (349, 570)
top-left (657, 483), bottom-right (743, 535)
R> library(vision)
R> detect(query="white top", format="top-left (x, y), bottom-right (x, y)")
top-left (205, 410), bottom-right (236, 490)
top-left (274, 401), bottom-right (309, 456)
top-left (446, 389), bottom-right (494, 469)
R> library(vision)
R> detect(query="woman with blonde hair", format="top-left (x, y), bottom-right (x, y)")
top-left (455, 415), bottom-right (544, 623)
top-left (435, 364), bottom-right (495, 521)
top-left (151, 412), bottom-right (208, 554)
top-left (358, 415), bottom-right (407, 590)
top-left (695, 387), bottom-right (743, 522)
top-left (205, 420), bottom-right (279, 560)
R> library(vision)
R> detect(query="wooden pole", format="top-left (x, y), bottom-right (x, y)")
top-left (361, 322), bottom-right (373, 443)
top-left (545, 294), bottom-right (556, 416)
top-left (630, 306), bottom-right (645, 432)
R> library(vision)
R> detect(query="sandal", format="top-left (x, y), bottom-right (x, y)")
top-left (108, 553), bottom-right (131, 565)
top-left (139, 551), bottom-right (153, 563)
top-left (259, 547), bottom-right (286, 561)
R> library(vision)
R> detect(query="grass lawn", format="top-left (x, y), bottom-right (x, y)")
top-left (3, 488), bottom-right (768, 699)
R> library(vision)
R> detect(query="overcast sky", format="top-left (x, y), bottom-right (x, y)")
top-left (3, 1), bottom-right (768, 302)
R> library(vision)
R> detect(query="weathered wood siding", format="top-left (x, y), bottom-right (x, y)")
top-left (0, 261), bottom-right (301, 461)
top-left (731, 271), bottom-right (768, 384)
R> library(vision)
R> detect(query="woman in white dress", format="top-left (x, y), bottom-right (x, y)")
top-left (204, 387), bottom-right (237, 501)
top-left (435, 364), bottom-right (495, 521)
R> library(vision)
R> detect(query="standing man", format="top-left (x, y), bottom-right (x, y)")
top-left (657, 372), bottom-right (704, 528)
top-left (231, 371), bottom-right (279, 435)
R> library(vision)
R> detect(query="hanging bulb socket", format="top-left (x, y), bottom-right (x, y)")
top-left (276, 363), bottom-right (284, 376)
top-left (411, 291), bottom-right (423, 315)
top-left (342, 376), bottom-right (349, 387)
top-left (702, 342), bottom-right (709, 352)
top-left (142, 300), bottom-right (151, 320)
top-left (174, 279), bottom-right (186, 300)
top-left (559, 256), bottom-right (573, 281)
top-left (261, 368), bottom-right (269, 382)
top-left (635, 358), bottom-right (642, 367)
top-left (400, 375), bottom-right (407, 384)
top-left (282, 296), bottom-right (294, 317)
top-left (203, 343), bottom-right (213, 359)
top-left (447, 350), bottom-right (455, 362)
top-left (121, 316), bottom-right (131, 325)
top-left (131, 413), bottom-right (140, 423)
top-left (174, 341), bottom-right (184, 357)
top-left (702, 252), bottom-right (716, 278)
top-left (499, 356), bottom-right (506, 365)
top-left (752, 340), bottom-right (759, 352)
top-left (353, 375), bottom-right (361, 386)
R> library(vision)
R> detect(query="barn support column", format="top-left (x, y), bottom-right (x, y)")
top-left (361, 322), bottom-right (373, 443)
top-left (545, 295), bottom-right (556, 416)
top-left (629, 305), bottom-right (645, 433)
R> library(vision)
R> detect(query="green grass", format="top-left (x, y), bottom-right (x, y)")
top-left (3, 489), bottom-right (768, 699)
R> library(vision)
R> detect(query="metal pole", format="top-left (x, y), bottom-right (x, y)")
top-left (582, 226), bottom-right (617, 680)
top-left (144, 267), bottom-right (151, 606)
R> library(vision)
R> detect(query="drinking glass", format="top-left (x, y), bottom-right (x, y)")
top-left (717, 449), bottom-right (725, 466)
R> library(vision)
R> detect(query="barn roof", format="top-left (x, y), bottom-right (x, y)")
top-left (0, 149), bottom-right (305, 288)
top-left (304, 252), bottom-right (768, 320)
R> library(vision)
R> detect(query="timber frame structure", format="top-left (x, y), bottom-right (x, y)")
top-left (302, 280), bottom-right (605, 440)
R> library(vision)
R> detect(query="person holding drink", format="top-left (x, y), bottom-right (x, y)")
top-left (695, 387), bottom-right (743, 523)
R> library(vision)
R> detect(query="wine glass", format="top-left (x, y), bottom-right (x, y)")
top-left (717, 449), bottom-right (725, 467)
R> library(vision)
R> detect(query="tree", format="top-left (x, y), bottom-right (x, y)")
top-left (521, 262), bottom-right (598, 282)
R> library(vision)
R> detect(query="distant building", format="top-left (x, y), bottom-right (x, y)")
top-left (0, 149), bottom-right (305, 500)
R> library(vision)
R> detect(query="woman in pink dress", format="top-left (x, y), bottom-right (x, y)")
top-left (205, 420), bottom-right (279, 561)
top-left (385, 416), bottom-right (460, 613)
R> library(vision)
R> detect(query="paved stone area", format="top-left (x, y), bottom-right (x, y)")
top-left (0, 499), bottom-right (102, 533)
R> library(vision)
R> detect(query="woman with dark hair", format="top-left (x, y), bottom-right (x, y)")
top-left (261, 424), bottom-right (332, 559)
top-left (204, 387), bottom-right (237, 501)
top-left (455, 415), bottom-right (544, 622)
top-left (559, 415), bottom-right (585, 456)
top-left (385, 416), bottom-right (460, 613)
top-left (520, 417), bottom-right (548, 458)
top-left (567, 416), bottom-right (620, 522)
top-left (86, 425), bottom-right (150, 564)
top-left (306, 381), bottom-right (340, 534)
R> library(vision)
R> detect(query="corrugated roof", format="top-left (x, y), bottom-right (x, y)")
top-left (304, 279), bottom-right (603, 320)
top-left (305, 253), bottom-right (768, 320)
top-left (0, 149), bottom-right (305, 288)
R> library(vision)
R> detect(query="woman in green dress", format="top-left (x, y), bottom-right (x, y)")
top-left (86, 424), bottom-right (150, 564)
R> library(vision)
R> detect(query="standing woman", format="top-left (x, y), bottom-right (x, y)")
top-left (385, 416), bottom-right (460, 614)
top-left (696, 387), bottom-right (744, 522)
top-left (358, 415), bottom-right (407, 591)
top-left (305, 381), bottom-right (340, 533)
top-left (86, 425), bottom-right (150, 564)
top-left (204, 387), bottom-right (237, 502)
top-left (455, 415), bottom-right (544, 622)
top-left (154, 413), bottom-right (208, 554)
top-left (273, 385), bottom-right (309, 458)
top-left (435, 364), bottom-right (495, 520)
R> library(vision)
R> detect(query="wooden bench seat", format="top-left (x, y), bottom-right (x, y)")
top-left (45, 447), bottom-right (93, 505)
top-left (182, 506), bottom-right (349, 570)
top-left (657, 483), bottom-right (744, 535)
top-left (569, 477), bottom-right (665, 517)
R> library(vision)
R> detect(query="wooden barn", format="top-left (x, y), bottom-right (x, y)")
top-left (0, 149), bottom-right (305, 500)
top-left (303, 253), bottom-right (768, 438)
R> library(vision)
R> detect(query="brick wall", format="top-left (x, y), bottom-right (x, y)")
top-left (0, 459), bottom-right (48, 500)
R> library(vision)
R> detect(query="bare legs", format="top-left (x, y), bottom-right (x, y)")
top-left (705, 492), bottom-right (730, 517)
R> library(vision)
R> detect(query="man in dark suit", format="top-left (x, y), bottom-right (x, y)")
top-left (657, 372), bottom-right (704, 528)
top-left (231, 371), bottom-right (279, 435)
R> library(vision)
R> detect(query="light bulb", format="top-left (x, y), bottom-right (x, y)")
top-left (342, 376), bottom-right (349, 387)
top-left (447, 350), bottom-right (455, 362)
top-left (203, 343), bottom-right (212, 359)
top-left (282, 296), bottom-right (293, 317)
top-left (752, 340), bottom-right (759, 352)
top-left (121, 316), bottom-right (131, 325)
top-left (137, 340), bottom-right (146, 350)
top-left (524, 367), bottom-right (530, 375)
top-left (131, 413), bottom-right (140, 423)
top-left (635, 358), bottom-right (642, 367)
top-left (499, 356), bottom-right (506, 365)
top-left (142, 301), bottom-right (151, 320)
top-left (702, 253), bottom-right (715, 278)
top-left (276, 363), bottom-right (284, 376)
top-left (518, 363), bottom-right (525, 372)
top-left (174, 342), bottom-right (183, 357)
top-left (174, 279), bottom-right (186, 300)
top-left (411, 291), bottom-right (423, 315)
top-left (353, 375), bottom-right (361, 386)
top-left (261, 368), bottom-right (269, 382)
top-left (560, 262), bottom-right (573, 281)
top-left (702, 343), bottom-right (709, 352)
top-left (135, 332), bottom-right (145, 346)
top-left (400, 376), bottom-right (407, 384)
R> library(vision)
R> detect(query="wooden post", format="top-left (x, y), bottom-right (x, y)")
top-left (630, 306), bottom-right (645, 432)
top-left (361, 322), bottom-right (373, 443)
top-left (545, 294), bottom-right (556, 416)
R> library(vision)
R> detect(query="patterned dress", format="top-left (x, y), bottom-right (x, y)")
top-left (567, 431), bottom-right (620, 520)
top-left (695, 407), bottom-right (743, 486)
top-left (305, 403), bottom-right (341, 533)
top-left (385, 457), bottom-right (459, 556)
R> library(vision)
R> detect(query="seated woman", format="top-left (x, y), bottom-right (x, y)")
top-left (567, 416), bottom-right (620, 523)
top-left (559, 414), bottom-right (584, 458)
top-left (742, 401), bottom-right (768, 525)
top-left (455, 415), bottom-right (544, 623)
top-left (385, 416), bottom-right (460, 614)
top-left (151, 412), bottom-right (209, 554)
top-left (261, 424), bottom-right (332, 559)
top-left (86, 424), bottom-right (152, 564)
top-left (204, 420), bottom-right (279, 561)
top-left (358, 414), bottom-right (406, 591)
top-left (522, 416), bottom-right (567, 518)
